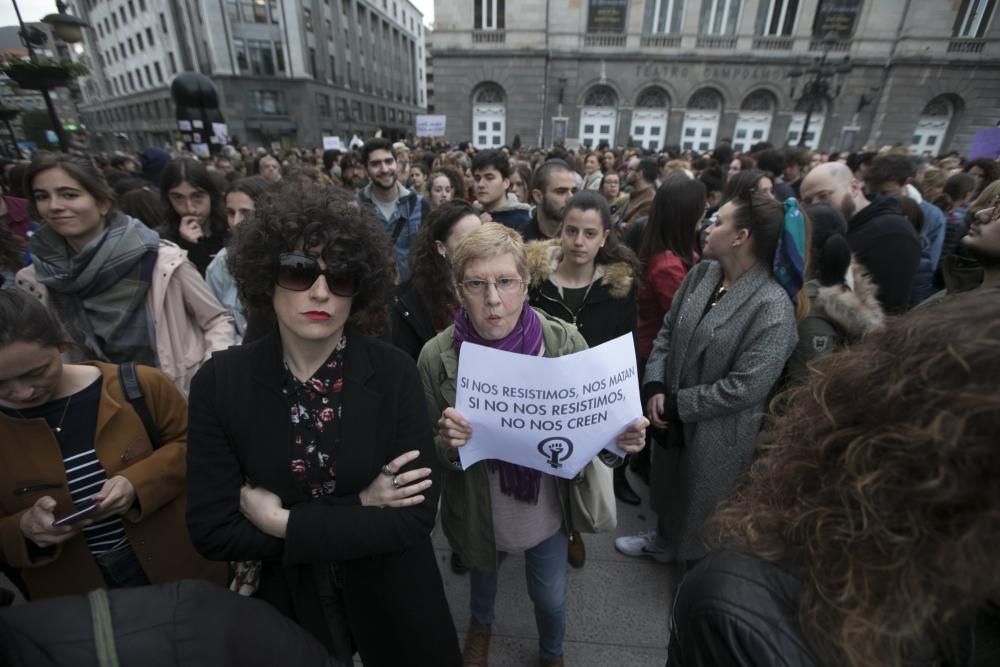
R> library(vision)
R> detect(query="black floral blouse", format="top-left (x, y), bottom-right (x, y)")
top-left (281, 335), bottom-right (346, 499)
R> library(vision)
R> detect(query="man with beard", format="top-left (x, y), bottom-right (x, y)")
top-left (520, 160), bottom-right (578, 241)
top-left (356, 138), bottom-right (427, 280)
top-left (918, 199), bottom-right (1000, 307)
top-left (620, 157), bottom-right (657, 232)
top-left (801, 162), bottom-right (921, 314)
top-left (339, 152), bottom-right (369, 193)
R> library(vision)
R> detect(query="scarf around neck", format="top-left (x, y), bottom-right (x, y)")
top-left (31, 212), bottom-right (160, 364)
top-left (452, 304), bottom-right (545, 503)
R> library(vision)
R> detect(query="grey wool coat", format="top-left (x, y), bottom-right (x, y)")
top-left (644, 260), bottom-right (797, 560)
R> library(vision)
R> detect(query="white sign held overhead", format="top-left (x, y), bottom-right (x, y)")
top-left (455, 334), bottom-right (641, 479)
top-left (415, 114), bottom-right (447, 137)
top-left (322, 136), bottom-right (342, 150)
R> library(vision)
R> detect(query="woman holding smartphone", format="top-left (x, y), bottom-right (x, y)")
top-left (0, 289), bottom-right (225, 600)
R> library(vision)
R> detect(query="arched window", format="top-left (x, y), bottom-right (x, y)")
top-left (631, 87), bottom-right (670, 151)
top-left (472, 83), bottom-right (506, 149)
top-left (733, 90), bottom-right (776, 152)
top-left (579, 85), bottom-right (619, 149)
top-left (681, 88), bottom-right (722, 152)
top-left (911, 96), bottom-right (954, 156)
top-left (787, 97), bottom-right (826, 150)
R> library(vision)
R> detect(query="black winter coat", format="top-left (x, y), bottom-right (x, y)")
top-left (525, 241), bottom-right (638, 354)
top-left (669, 550), bottom-right (975, 667)
top-left (186, 327), bottom-right (460, 666)
top-left (388, 279), bottom-right (438, 361)
top-left (0, 580), bottom-right (336, 667)
top-left (846, 195), bottom-right (922, 314)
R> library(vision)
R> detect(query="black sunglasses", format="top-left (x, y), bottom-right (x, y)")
top-left (276, 253), bottom-right (359, 297)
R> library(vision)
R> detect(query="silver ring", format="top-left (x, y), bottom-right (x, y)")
top-left (381, 464), bottom-right (393, 477)
top-left (391, 475), bottom-right (400, 490)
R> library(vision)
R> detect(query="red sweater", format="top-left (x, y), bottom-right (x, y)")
top-left (637, 251), bottom-right (694, 360)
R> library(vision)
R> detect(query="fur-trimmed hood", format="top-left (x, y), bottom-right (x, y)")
top-left (524, 239), bottom-right (634, 299)
top-left (808, 262), bottom-right (885, 340)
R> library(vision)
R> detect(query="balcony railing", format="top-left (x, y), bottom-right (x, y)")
top-left (947, 38), bottom-right (985, 53)
top-left (696, 36), bottom-right (738, 49)
top-left (472, 29), bottom-right (505, 44)
top-left (752, 35), bottom-right (793, 50)
top-left (640, 34), bottom-right (682, 48)
top-left (584, 33), bottom-right (627, 47)
top-left (810, 38), bottom-right (851, 51)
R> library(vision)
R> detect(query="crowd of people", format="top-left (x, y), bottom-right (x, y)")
top-left (0, 134), bottom-right (998, 667)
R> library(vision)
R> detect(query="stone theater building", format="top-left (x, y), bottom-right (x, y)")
top-left (430, 0), bottom-right (1000, 156)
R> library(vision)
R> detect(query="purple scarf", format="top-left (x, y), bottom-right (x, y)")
top-left (453, 305), bottom-right (545, 503)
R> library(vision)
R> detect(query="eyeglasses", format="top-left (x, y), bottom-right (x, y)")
top-left (276, 253), bottom-right (359, 297)
top-left (458, 277), bottom-right (524, 295)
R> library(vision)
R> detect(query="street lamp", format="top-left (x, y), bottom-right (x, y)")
top-left (787, 37), bottom-right (852, 149)
top-left (10, 0), bottom-right (89, 152)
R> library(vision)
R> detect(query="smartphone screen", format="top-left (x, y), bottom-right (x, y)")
top-left (52, 501), bottom-right (98, 527)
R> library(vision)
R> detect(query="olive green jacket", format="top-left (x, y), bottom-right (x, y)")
top-left (417, 308), bottom-right (587, 572)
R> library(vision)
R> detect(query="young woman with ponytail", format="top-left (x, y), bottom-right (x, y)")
top-left (616, 191), bottom-right (803, 565)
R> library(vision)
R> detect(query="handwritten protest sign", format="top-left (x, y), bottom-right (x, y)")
top-left (455, 333), bottom-right (641, 479)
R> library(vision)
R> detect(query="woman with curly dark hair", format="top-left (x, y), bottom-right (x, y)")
top-left (669, 292), bottom-right (1000, 666)
top-left (390, 200), bottom-right (481, 360)
top-left (159, 158), bottom-right (229, 275)
top-left (185, 180), bottom-right (461, 667)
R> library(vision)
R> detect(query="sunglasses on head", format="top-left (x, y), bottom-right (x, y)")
top-left (276, 253), bottom-right (359, 297)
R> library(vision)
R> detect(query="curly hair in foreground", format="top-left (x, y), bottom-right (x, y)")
top-left (706, 292), bottom-right (1000, 666)
top-left (229, 179), bottom-right (395, 334)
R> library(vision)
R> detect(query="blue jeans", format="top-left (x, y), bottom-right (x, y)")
top-left (469, 528), bottom-right (568, 661)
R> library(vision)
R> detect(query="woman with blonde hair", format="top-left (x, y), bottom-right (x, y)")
top-left (421, 223), bottom-right (647, 667)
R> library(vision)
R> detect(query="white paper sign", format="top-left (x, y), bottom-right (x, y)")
top-left (322, 136), bottom-right (342, 150)
top-left (455, 334), bottom-right (640, 479)
top-left (415, 114), bottom-right (446, 137)
top-left (212, 122), bottom-right (228, 143)
top-left (177, 120), bottom-right (192, 131)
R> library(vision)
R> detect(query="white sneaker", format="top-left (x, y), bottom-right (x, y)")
top-left (614, 530), bottom-right (674, 563)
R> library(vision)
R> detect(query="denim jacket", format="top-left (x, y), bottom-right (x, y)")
top-left (357, 183), bottom-right (425, 281)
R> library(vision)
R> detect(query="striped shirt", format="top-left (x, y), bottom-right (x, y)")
top-left (4, 376), bottom-right (128, 555)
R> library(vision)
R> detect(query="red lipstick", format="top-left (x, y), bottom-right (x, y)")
top-left (303, 311), bottom-right (331, 321)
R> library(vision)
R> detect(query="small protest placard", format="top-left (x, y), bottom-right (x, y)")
top-left (455, 333), bottom-right (640, 479)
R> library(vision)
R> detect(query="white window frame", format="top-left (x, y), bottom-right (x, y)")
top-left (630, 109), bottom-right (668, 151)
top-left (681, 111), bottom-right (719, 152)
top-left (732, 111), bottom-right (771, 152)
top-left (473, 104), bottom-right (506, 149)
top-left (787, 112), bottom-right (825, 151)
top-left (702, 0), bottom-right (743, 35)
top-left (956, 0), bottom-right (996, 38)
top-left (759, 0), bottom-right (798, 36)
top-left (651, 0), bottom-right (683, 33)
top-left (910, 118), bottom-right (949, 156)
top-left (476, 0), bottom-right (503, 30)
top-left (580, 107), bottom-right (617, 149)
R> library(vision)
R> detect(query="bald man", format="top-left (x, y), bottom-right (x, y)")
top-left (801, 162), bottom-right (921, 313)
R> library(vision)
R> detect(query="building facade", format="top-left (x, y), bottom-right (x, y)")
top-left (73, 0), bottom-right (427, 152)
top-left (430, 0), bottom-right (1000, 156)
